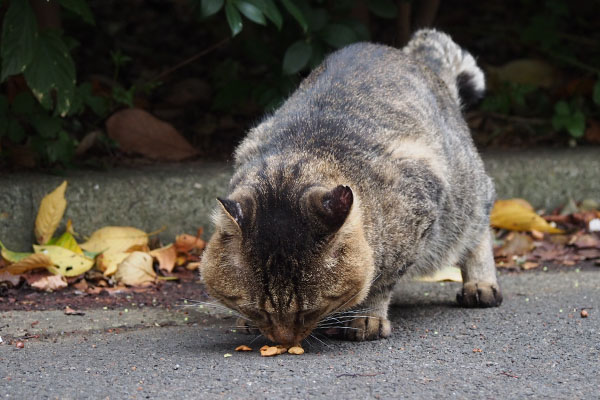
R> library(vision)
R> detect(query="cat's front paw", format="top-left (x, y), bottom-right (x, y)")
top-left (236, 318), bottom-right (260, 334)
top-left (324, 315), bottom-right (391, 341)
top-left (457, 282), bottom-right (502, 308)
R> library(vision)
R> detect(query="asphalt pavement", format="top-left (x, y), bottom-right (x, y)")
top-left (1, 269), bottom-right (599, 399)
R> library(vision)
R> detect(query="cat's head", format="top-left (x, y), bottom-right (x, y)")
top-left (200, 183), bottom-right (374, 346)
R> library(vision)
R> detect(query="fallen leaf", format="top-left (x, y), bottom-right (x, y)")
top-left (522, 261), bottom-right (539, 270)
top-left (417, 266), bottom-right (462, 282)
top-left (0, 240), bottom-right (32, 263)
top-left (30, 274), bottom-right (67, 291)
top-left (186, 261), bottom-right (201, 271)
top-left (495, 233), bottom-right (534, 257)
top-left (150, 244), bottom-right (177, 273)
top-left (487, 59), bottom-right (559, 89)
top-left (114, 251), bottom-right (156, 286)
top-left (572, 234), bottom-right (600, 249)
top-left (0, 271), bottom-right (21, 286)
top-left (64, 306), bottom-right (85, 315)
top-left (106, 108), bottom-right (198, 161)
top-left (174, 234), bottom-right (203, 253)
top-left (81, 226), bottom-right (149, 254)
top-left (35, 181), bottom-right (68, 244)
top-left (235, 345), bottom-right (252, 352)
top-left (47, 231), bottom-right (84, 255)
top-left (1, 253), bottom-right (53, 274)
top-left (491, 199), bottom-right (564, 233)
top-left (96, 251), bottom-right (130, 276)
top-left (33, 245), bottom-right (94, 277)
top-left (73, 279), bottom-right (89, 291)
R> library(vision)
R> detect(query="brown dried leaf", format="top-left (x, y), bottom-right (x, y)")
top-left (64, 306), bottom-right (85, 315)
top-left (2, 253), bottom-right (53, 274)
top-left (30, 274), bottom-right (67, 291)
top-left (235, 345), bottom-right (252, 352)
top-left (106, 108), bottom-right (198, 161)
top-left (0, 271), bottom-right (22, 286)
top-left (495, 233), bottom-right (534, 258)
top-left (149, 244), bottom-right (177, 273)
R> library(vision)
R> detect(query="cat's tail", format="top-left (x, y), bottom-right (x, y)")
top-left (403, 28), bottom-right (485, 108)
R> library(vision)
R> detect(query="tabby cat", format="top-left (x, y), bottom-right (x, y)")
top-left (200, 29), bottom-right (502, 346)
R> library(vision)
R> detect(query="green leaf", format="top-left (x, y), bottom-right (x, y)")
top-left (0, 0), bottom-right (38, 81)
top-left (46, 130), bottom-right (75, 164)
top-left (58, 0), bottom-right (95, 25)
top-left (252, 0), bottom-right (283, 29)
top-left (112, 85), bottom-right (135, 108)
top-left (11, 92), bottom-right (37, 115)
top-left (282, 41), bottom-right (312, 75)
top-left (225, 1), bottom-right (243, 36)
top-left (200, 0), bottom-right (225, 17)
top-left (566, 110), bottom-right (585, 138)
top-left (235, 0), bottom-right (266, 25)
top-left (319, 24), bottom-right (358, 48)
top-left (0, 239), bottom-right (32, 263)
top-left (7, 118), bottom-right (25, 143)
top-left (23, 30), bottom-right (77, 117)
top-left (78, 82), bottom-right (108, 116)
top-left (281, 0), bottom-right (308, 32)
top-left (593, 79), bottom-right (600, 107)
top-left (30, 113), bottom-right (62, 139)
top-left (367, 0), bottom-right (398, 19)
top-left (307, 8), bottom-right (328, 32)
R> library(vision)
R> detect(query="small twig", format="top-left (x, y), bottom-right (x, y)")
top-left (336, 372), bottom-right (385, 378)
top-left (500, 371), bottom-right (519, 379)
top-left (150, 37), bottom-right (230, 83)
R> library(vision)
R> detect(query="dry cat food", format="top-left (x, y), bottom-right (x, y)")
top-left (230, 344), bottom-right (305, 357)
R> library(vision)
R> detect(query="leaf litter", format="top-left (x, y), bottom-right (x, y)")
top-left (0, 181), bottom-right (206, 294)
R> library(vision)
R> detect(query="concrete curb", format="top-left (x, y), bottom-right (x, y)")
top-left (1, 148), bottom-right (599, 250)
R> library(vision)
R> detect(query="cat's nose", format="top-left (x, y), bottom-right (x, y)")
top-left (271, 325), bottom-right (295, 345)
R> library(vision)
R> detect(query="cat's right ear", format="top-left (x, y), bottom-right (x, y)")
top-left (217, 197), bottom-right (243, 230)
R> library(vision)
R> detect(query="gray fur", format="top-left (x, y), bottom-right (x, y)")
top-left (200, 29), bottom-right (501, 344)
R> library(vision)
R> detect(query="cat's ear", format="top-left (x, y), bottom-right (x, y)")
top-left (309, 185), bottom-right (353, 231)
top-left (217, 197), bottom-right (244, 229)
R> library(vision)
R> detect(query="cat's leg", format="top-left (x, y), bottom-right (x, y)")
top-left (236, 317), bottom-right (260, 335)
top-left (457, 230), bottom-right (503, 307)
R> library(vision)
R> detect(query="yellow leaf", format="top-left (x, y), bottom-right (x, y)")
top-left (47, 231), bottom-right (84, 255)
top-left (33, 245), bottom-right (94, 277)
top-left (114, 251), bottom-right (156, 286)
top-left (0, 253), bottom-right (53, 274)
top-left (35, 181), bottom-right (68, 244)
top-left (80, 226), bottom-right (148, 254)
top-left (149, 244), bottom-right (177, 273)
top-left (418, 266), bottom-right (463, 283)
top-left (490, 199), bottom-right (564, 233)
top-left (96, 251), bottom-right (130, 276)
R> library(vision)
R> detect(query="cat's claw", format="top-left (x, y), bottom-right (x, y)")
top-left (456, 282), bottom-right (502, 308)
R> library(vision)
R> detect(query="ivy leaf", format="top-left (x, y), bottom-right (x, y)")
top-left (319, 24), bottom-right (358, 48)
top-left (225, 1), bottom-right (243, 36)
top-left (281, 0), bottom-right (308, 33)
top-left (235, 0), bottom-right (266, 25)
top-left (565, 110), bottom-right (585, 138)
top-left (23, 30), bottom-right (76, 117)
top-left (200, 0), bottom-right (225, 17)
top-left (0, 0), bottom-right (38, 81)
top-left (367, 0), bottom-right (398, 19)
top-left (30, 113), bottom-right (62, 139)
top-left (58, 0), bottom-right (95, 25)
top-left (282, 41), bottom-right (312, 75)
top-left (552, 101), bottom-right (585, 138)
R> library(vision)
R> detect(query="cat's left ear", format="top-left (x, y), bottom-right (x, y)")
top-left (308, 185), bottom-right (353, 231)
top-left (217, 197), bottom-right (243, 229)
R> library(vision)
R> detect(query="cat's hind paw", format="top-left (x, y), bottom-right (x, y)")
top-left (457, 282), bottom-right (502, 308)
